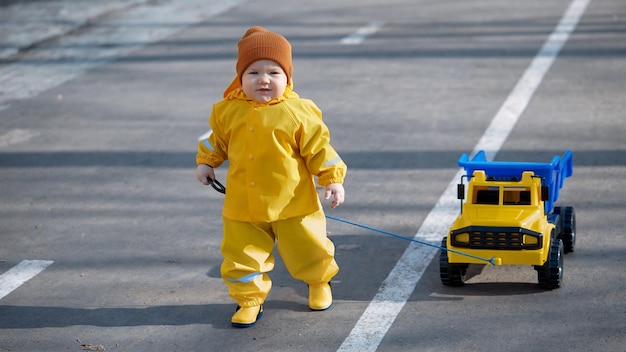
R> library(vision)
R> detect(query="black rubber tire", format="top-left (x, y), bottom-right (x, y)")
top-left (439, 237), bottom-right (467, 286)
top-left (561, 206), bottom-right (576, 253)
top-left (536, 235), bottom-right (564, 289)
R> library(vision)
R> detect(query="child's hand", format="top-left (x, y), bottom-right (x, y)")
top-left (196, 164), bottom-right (216, 185)
top-left (324, 183), bottom-right (345, 208)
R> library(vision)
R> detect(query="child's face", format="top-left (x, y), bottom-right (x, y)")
top-left (241, 60), bottom-right (288, 103)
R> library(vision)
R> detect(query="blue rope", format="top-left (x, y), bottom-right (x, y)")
top-left (325, 215), bottom-right (496, 266)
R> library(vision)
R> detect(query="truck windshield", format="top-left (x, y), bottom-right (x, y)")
top-left (473, 186), bottom-right (531, 205)
top-left (503, 186), bottom-right (531, 205)
top-left (474, 187), bottom-right (499, 205)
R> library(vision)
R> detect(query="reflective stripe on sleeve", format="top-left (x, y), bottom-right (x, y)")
top-left (227, 272), bottom-right (261, 283)
top-left (202, 139), bottom-right (215, 151)
top-left (325, 156), bottom-right (342, 167)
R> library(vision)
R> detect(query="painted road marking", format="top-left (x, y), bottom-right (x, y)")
top-left (0, 0), bottom-right (245, 107)
top-left (0, 128), bottom-right (40, 148)
top-left (341, 21), bottom-right (385, 45)
top-left (0, 0), bottom-right (146, 61)
top-left (0, 260), bottom-right (54, 300)
top-left (337, 0), bottom-right (591, 351)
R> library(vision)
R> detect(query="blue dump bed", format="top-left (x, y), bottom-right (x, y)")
top-left (458, 150), bottom-right (573, 214)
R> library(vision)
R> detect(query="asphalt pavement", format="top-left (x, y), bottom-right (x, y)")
top-left (1, 0), bottom-right (625, 351)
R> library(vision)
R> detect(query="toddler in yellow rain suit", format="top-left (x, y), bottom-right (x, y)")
top-left (195, 26), bottom-right (347, 328)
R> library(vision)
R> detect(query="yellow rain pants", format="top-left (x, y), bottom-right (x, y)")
top-left (220, 209), bottom-right (338, 307)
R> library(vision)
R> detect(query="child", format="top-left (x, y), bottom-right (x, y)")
top-left (195, 26), bottom-right (347, 328)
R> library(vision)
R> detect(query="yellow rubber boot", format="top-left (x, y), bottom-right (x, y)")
top-left (231, 305), bottom-right (263, 328)
top-left (309, 283), bottom-right (332, 311)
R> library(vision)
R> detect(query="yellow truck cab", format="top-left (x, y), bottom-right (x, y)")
top-left (440, 150), bottom-right (575, 289)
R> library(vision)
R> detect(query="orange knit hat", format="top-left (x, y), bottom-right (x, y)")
top-left (236, 26), bottom-right (293, 83)
top-left (223, 26), bottom-right (293, 97)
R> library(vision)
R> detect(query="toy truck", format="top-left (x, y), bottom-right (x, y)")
top-left (440, 150), bottom-right (575, 289)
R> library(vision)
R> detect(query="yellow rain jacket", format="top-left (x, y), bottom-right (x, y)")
top-left (196, 86), bottom-right (347, 222)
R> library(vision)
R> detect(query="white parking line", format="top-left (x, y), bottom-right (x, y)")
top-left (0, 260), bottom-right (54, 300)
top-left (337, 0), bottom-right (590, 351)
top-left (0, 0), bottom-right (245, 107)
top-left (341, 21), bottom-right (385, 45)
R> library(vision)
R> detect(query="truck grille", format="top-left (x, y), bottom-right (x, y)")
top-left (450, 226), bottom-right (543, 250)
